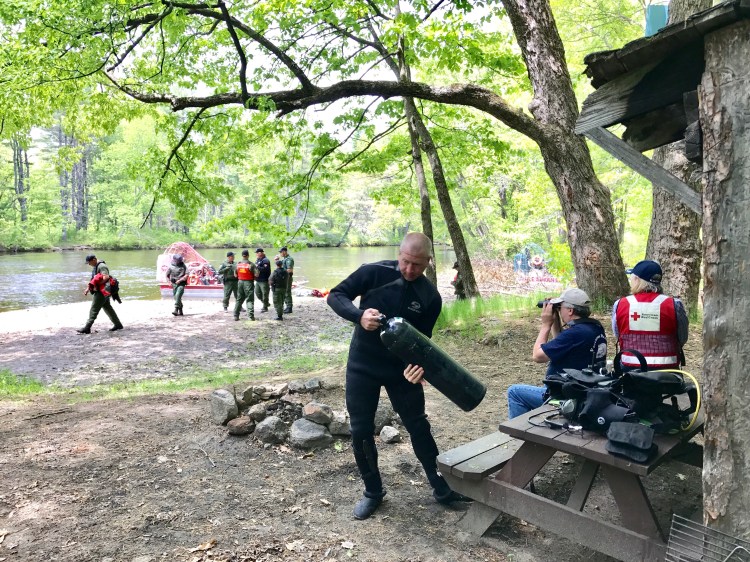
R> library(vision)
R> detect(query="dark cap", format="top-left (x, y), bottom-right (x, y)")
top-left (226, 251), bottom-right (234, 257)
top-left (626, 260), bottom-right (662, 284)
top-left (275, 260), bottom-right (283, 266)
top-left (241, 249), bottom-right (249, 256)
top-left (85, 254), bottom-right (96, 263)
top-left (280, 246), bottom-right (288, 252)
top-left (255, 248), bottom-right (264, 253)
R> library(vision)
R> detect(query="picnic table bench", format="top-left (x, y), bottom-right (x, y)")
top-left (437, 406), bottom-right (703, 562)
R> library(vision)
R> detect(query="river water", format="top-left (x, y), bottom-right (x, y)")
top-left (0, 246), bottom-right (456, 312)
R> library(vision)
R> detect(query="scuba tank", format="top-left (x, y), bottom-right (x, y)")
top-left (380, 316), bottom-right (487, 412)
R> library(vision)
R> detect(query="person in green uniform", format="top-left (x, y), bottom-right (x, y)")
top-left (234, 249), bottom-right (257, 321)
top-left (254, 248), bottom-right (271, 313)
top-left (218, 251), bottom-right (238, 312)
top-left (269, 259), bottom-right (288, 321)
top-left (77, 254), bottom-right (124, 333)
top-left (166, 254), bottom-right (188, 316)
top-left (279, 246), bottom-right (295, 313)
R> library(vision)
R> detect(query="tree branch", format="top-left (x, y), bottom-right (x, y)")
top-left (217, 0), bottom-right (248, 102)
top-left (109, 5), bottom-right (172, 72)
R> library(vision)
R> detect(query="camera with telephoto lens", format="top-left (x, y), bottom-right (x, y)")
top-left (537, 299), bottom-right (561, 309)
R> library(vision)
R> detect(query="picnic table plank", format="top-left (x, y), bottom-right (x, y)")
top-left (451, 439), bottom-right (522, 481)
top-left (437, 431), bottom-right (515, 469)
top-left (602, 465), bottom-right (664, 541)
top-left (566, 459), bottom-right (599, 511)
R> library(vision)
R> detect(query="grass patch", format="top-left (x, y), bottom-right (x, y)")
top-left (0, 350), bottom-right (349, 402)
top-left (0, 370), bottom-right (45, 397)
top-left (436, 293), bottom-right (545, 334)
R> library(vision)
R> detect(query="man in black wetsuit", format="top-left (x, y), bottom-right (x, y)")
top-left (327, 232), bottom-right (470, 520)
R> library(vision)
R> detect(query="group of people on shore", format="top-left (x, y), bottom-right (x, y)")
top-left (76, 246), bottom-right (295, 333)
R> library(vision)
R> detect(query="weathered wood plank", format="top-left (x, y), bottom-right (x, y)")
top-left (582, 127), bottom-right (702, 215)
top-left (436, 431), bottom-right (515, 470)
top-left (602, 466), bottom-right (664, 541)
top-left (451, 439), bottom-right (522, 481)
top-left (494, 441), bottom-right (555, 487)
top-left (457, 501), bottom-right (503, 536)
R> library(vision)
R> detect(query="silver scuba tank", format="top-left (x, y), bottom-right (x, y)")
top-left (379, 316), bottom-right (487, 412)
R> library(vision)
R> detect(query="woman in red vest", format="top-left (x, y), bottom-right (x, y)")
top-left (612, 260), bottom-right (688, 370)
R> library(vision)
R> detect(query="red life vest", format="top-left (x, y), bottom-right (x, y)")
top-left (616, 293), bottom-right (679, 369)
top-left (236, 261), bottom-right (255, 281)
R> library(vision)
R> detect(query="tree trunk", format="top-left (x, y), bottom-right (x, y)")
top-left (700, 19), bottom-right (750, 538)
top-left (504, 0), bottom-right (628, 301)
top-left (11, 137), bottom-right (29, 223)
top-left (646, 143), bottom-right (702, 311)
top-left (57, 125), bottom-right (71, 242)
top-left (646, 0), bottom-right (709, 315)
top-left (404, 103), bottom-right (438, 287)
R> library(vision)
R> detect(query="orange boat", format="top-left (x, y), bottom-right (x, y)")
top-left (157, 242), bottom-right (224, 298)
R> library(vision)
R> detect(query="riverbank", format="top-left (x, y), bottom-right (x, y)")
top-left (0, 298), bottom-right (705, 561)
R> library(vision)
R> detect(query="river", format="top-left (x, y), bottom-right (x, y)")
top-left (0, 246), bottom-right (456, 312)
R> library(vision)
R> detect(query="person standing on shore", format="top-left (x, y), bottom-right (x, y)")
top-left (280, 246), bottom-right (294, 314)
top-left (269, 259), bottom-right (288, 321)
top-left (166, 254), bottom-right (188, 316)
top-left (254, 248), bottom-right (272, 313)
top-left (218, 251), bottom-right (238, 312)
top-left (327, 232), bottom-right (470, 520)
top-left (234, 250), bottom-right (257, 321)
top-left (77, 254), bottom-right (123, 333)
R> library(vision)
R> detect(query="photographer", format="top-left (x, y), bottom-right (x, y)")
top-left (507, 288), bottom-right (607, 418)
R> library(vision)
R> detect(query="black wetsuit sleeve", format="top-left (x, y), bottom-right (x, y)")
top-left (327, 266), bottom-right (371, 325)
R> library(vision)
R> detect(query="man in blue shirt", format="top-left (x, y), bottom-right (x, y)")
top-left (507, 288), bottom-right (607, 418)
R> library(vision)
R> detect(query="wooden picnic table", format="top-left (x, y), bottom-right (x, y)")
top-left (437, 407), bottom-right (703, 562)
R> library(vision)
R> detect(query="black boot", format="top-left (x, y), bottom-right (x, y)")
top-left (283, 307), bottom-right (292, 314)
top-left (274, 316), bottom-right (283, 321)
top-left (428, 471), bottom-right (473, 504)
top-left (178, 307), bottom-right (184, 316)
top-left (76, 323), bottom-right (93, 334)
top-left (109, 324), bottom-right (124, 332)
top-left (353, 494), bottom-right (384, 520)
top-left (172, 307), bottom-right (179, 316)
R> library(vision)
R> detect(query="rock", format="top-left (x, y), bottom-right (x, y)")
top-left (289, 418), bottom-right (333, 450)
top-left (227, 416), bottom-right (255, 436)
top-left (247, 403), bottom-right (267, 422)
top-left (380, 425), bottom-right (401, 443)
top-left (328, 410), bottom-right (351, 436)
top-left (374, 401), bottom-right (395, 434)
top-left (241, 385), bottom-right (259, 406)
top-left (254, 416), bottom-right (288, 444)
top-left (288, 380), bottom-right (305, 393)
top-left (302, 402), bottom-right (334, 425)
top-left (252, 383), bottom-right (289, 400)
top-left (304, 378), bottom-right (321, 392)
top-left (210, 389), bottom-right (238, 425)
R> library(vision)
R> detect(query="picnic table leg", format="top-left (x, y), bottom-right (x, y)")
top-left (458, 501), bottom-right (503, 536)
top-left (495, 441), bottom-right (555, 487)
top-left (602, 465), bottom-right (664, 541)
top-left (566, 460), bottom-right (599, 511)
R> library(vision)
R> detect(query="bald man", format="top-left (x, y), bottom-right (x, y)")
top-left (327, 232), bottom-right (470, 520)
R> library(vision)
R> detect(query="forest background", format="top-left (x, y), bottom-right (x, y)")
top-left (0, 0), bottom-right (656, 290)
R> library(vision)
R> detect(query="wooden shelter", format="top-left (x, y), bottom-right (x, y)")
top-left (576, 0), bottom-right (750, 538)
top-left (575, 0), bottom-right (750, 215)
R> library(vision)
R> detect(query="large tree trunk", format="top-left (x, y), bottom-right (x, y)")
top-left (504, 0), bottom-right (628, 301)
top-left (646, 0), bottom-right (709, 316)
top-left (700, 19), bottom-right (750, 538)
top-left (646, 144), bottom-right (702, 311)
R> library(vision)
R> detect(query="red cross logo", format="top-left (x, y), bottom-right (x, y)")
top-left (631, 312), bottom-right (641, 321)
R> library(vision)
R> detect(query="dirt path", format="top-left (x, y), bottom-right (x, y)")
top-left (0, 296), bottom-right (705, 561)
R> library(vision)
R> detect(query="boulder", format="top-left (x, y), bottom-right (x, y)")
top-left (210, 389), bottom-right (238, 425)
top-left (288, 380), bottom-right (306, 393)
top-left (254, 416), bottom-right (288, 444)
top-left (289, 418), bottom-right (333, 450)
top-left (303, 378), bottom-right (321, 392)
top-left (328, 410), bottom-right (351, 436)
top-left (227, 416), bottom-right (255, 436)
top-left (380, 425), bottom-right (401, 443)
top-left (374, 401), bottom-right (395, 434)
top-left (302, 402), bottom-right (334, 425)
top-left (247, 403), bottom-right (267, 422)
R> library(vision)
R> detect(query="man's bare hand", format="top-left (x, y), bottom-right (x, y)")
top-left (404, 364), bottom-right (425, 384)
top-left (359, 308), bottom-right (383, 331)
top-left (540, 301), bottom-right (558, 326)
top-left (83, 289), bottom-right (89, 296)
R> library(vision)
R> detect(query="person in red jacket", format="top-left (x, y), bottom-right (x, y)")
top-left (612, 260), bottom-right (688, 370)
